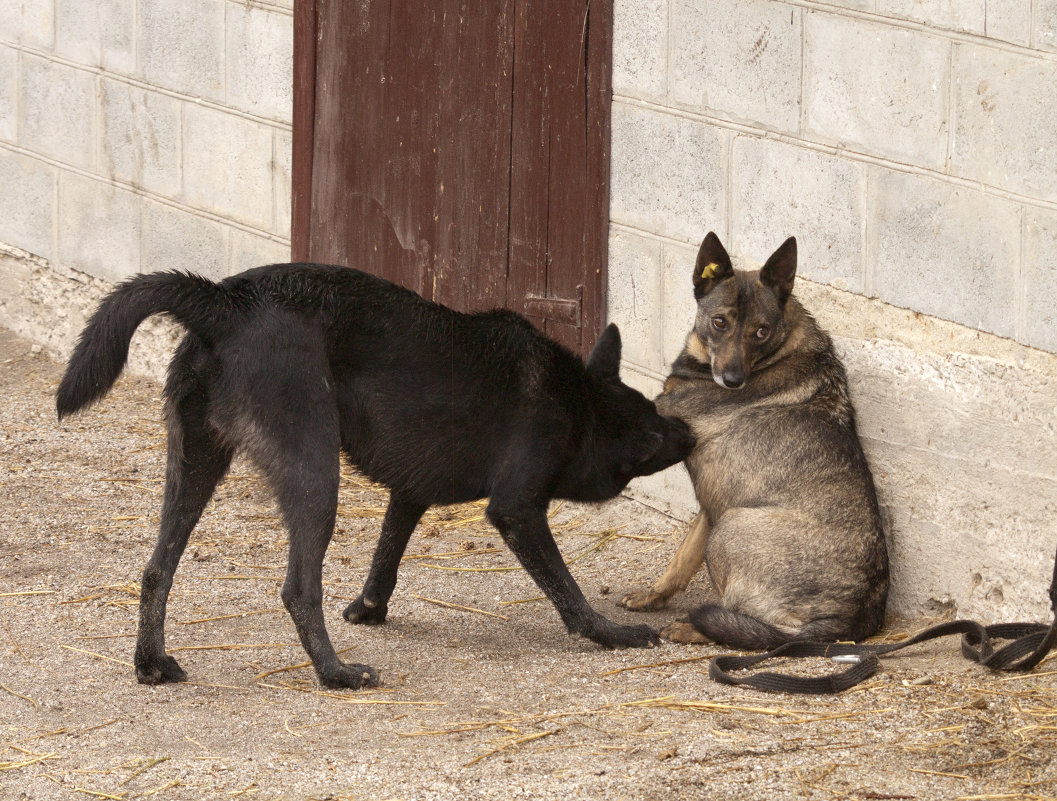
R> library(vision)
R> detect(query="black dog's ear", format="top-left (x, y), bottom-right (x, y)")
top-left (693, 232), bottom-right (735, 299)
top-left (587, 323), bottom-right (622, 378)
top-left (760, 236), bottom-right (797, 304)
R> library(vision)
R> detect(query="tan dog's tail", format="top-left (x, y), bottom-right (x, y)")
top-left (689, 603), bottom-right (852, 650)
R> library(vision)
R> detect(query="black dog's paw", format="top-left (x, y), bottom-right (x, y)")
top-left (318, 662), bottom-right (380, 690)
top-left (343, 596), bottom-right (388, 625)
top-left (135, 653), bottom-right (187, 685)
top-left (582, 619), bottom-right (661, 649)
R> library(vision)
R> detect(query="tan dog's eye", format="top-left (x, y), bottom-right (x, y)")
top-left (711, 316), bottom-right (728, 331)
top-left (755, 325), bottom-right (769, 340)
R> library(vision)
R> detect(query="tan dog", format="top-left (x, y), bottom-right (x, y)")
top-left (621, 233), bottom-right (889, 648)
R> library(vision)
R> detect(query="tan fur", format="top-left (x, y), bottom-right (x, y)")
top-left (684, 331), bottom-right (710, 365)
top-left (622, 513), bottom-right (710, 611)
top-left (621, 233), bottom-right (889, 650)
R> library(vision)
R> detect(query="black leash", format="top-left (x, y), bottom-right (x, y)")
top-left (708, 543), bottom-right (1057, 695)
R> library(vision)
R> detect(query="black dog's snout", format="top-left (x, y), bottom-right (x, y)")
top-left (666, 417), bottom-right (696, 458)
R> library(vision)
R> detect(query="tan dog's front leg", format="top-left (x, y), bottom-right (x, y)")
top-left (621, 513), bottom-right (711, 611)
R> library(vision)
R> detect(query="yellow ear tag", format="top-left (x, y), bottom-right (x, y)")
top-left (700, 262), bottom-right (720, 280)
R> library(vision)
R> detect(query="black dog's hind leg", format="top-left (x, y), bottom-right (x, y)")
top-left (136, 386), bottom-right (233, 684)
top-left (273, 432), bottom-right (379, 689)
top-left (486, 500), bottom-right (660, 649)
top-left (344, 495), bottom-right (426, 625)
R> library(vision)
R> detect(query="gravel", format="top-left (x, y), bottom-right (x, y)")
top-left (2, 327), bottom-right (1055, 800)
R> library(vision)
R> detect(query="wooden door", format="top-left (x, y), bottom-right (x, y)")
top-left (292, 0), bottom-right (612, 354)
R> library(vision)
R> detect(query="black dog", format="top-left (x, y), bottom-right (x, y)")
top-left (57, 264), bottom-right (693, 689)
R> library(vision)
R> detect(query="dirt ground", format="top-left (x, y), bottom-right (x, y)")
top-left (1, 326), bottom-right (1055, 801)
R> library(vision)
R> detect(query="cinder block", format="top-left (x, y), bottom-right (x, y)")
top-left (876, 0), bottom-right (1030, 44)
top-left (982, 0), bottom-right (1033, 45)
top-left (607, 229), bottom-right (663, 373)
top-left (839, 334), bottom-right (1057, 619)
top-left (660, 240), bottom-right (699, 367)
top-left (812, 0), bottom-right (874, 9)
top-left (142, 201), bottom-right (228, 278)
top-left (139, 0), bottom-right (224, 101)
top-left (671, 0), bottom-right (801, 133)
top-left (840, 337), bottom-right (1057, 482)
top-left (226, 4), bottom-right (293, 121)
top-left (1, 0), bottom-right (54, 50)
top-left (20, 55), bottom-right (95, 169)
top-left (56, 0), bottom-right (134, 72)
top-left (869, 169), bottom-right (1019, 338)
top-left (610, 101), bottom-right (727, 243)
top-left (0, 2), bottom-right (17, 45)
top-left (613, 0), bottom-right (667, 101)
top-left (183, 104), bottom-right (274, 229)
top-left (803, 13), bottom-right (949, 169)
top-left (1023, 210), bottom-right (1057, 354)
top-left (273, 129), bottom-right (292, 240)
top-left (229, 229), bottom-right (291, 276)
top-left (58, 173), bottom-right (141, 282)
top-left (870, 441), bottom-right (1057, 620)
top-left (55, 0), bottom-right (96, 64)
top-left (731, 135), bottom-right (866, 292)
top-left (1038, 0), bottom-right (1057, 52)
top-left (952, 44), bottom-right (1057, 201)
top-left (100, 79), bottom-right (182, 197)
top-left (0, 149), bottom-right (57, 260)
top-left (100, 0), bottom-right (135, 73)
top-left (0, 46), bottom-right (15, 141)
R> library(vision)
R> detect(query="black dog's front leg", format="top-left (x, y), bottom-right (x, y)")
top-left (486, 501), bottom-right (659, 648)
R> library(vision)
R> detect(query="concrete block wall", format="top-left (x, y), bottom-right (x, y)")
top-left (0, 0), bottom-right (293, 365)
top-left (610, 0), bottom-right (1057, 621)
top-left (2, 0), bottom-right (1056, 624)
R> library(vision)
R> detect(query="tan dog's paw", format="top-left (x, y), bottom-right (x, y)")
top-left (619, 590), bottom-right (672, 612)
top-left (660, 621), bottom-right (711, 644)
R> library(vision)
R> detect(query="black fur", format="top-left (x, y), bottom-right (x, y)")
top-left (57, 263), bottom-right (694, 689)
top-left (688, 604), bottom-right (793, 651)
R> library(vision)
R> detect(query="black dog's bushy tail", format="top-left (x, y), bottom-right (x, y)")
top-left (689, 603), bottom-right (849, 651)
top-left (56, 271), bottom-right (231, 420)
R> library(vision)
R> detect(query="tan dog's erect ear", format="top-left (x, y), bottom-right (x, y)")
top-left (760, 237), bottom-right (797, 304)
top-left (693, 232), bottom-right (735, 299)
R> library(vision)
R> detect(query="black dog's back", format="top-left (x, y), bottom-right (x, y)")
top-left (58, 263), bottom-right (694, 689)
top-left (59, 262), bottom-right (563, 503)
top-left (200, 265), bottom-right (592, 505)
